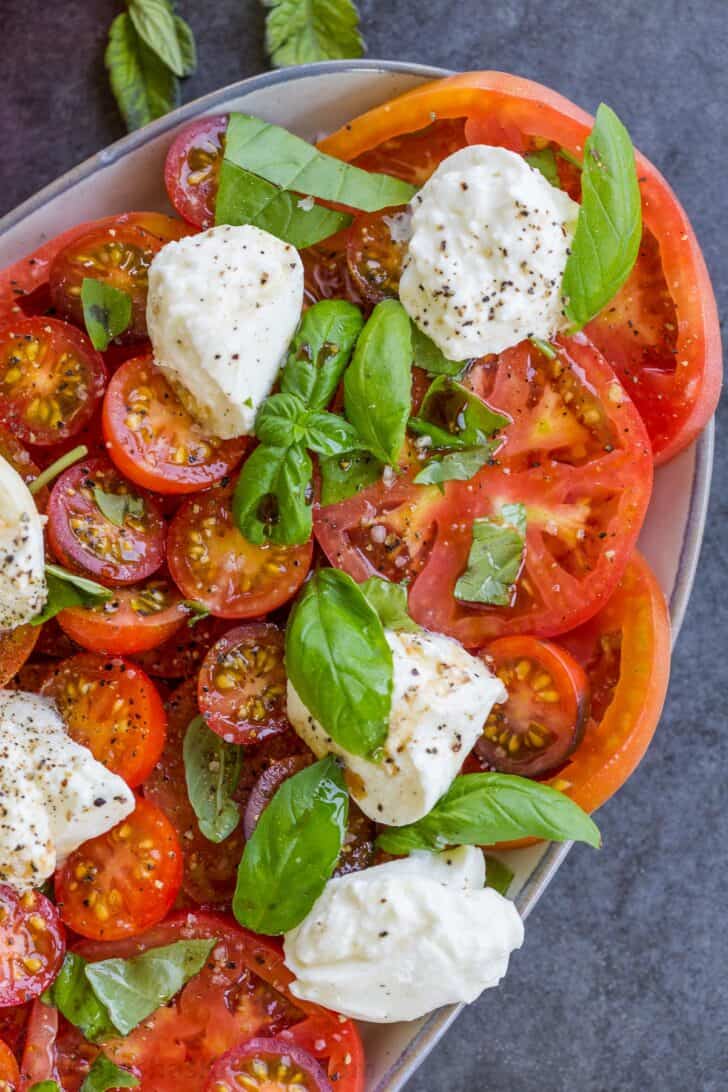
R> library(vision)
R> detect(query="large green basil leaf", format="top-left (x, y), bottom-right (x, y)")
top-left (233, 442), bottom-right (312, 546)
top-left (359, 575), bottom-right (421, 633)
top-left (41, 953), bottom-right (117, 1043)
top-left (183, 716), bottom-right (243, 843)
top-left (454, 503), bottom-right (527, 606)
top-left (105, 12), bottom-right (179, 132)
top-left (280, 300), bottom-right (364, 411)
top-left (264, 0), bottom-right (364, 67)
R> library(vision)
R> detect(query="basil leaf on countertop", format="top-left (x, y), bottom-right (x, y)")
top-left (184, 716), bottom-right (243, 843)
top-left (454, 503), bottom-right (527, 606)
top-left (32, 565), bottom-right (112, 626)
top-left (264, 0), bottom-right (364, 67)
top-left (377, 772), bottom-right (601, 854)
top-left (233, 442), bottom-right (312, 546)
top-left (42, 953), bottom-right (118, 1043)
top-left (409, 376), bottom-right (509, 451)
top-left (85, 939), bottom-right (215, 1036)
top-left (281, 300), bottom-right (364, 412)
top-left (562, 103), bottom-right (642, 330)
top-left (80, 1054), bottom-right (139, 1092)
top-left (128, 0), bottom-right (193, 78)
top-left (255, 392), bottom-right (309, 448)
top-left (344, 299), bottom-right (412, 466)
top-left (319, 450), bottom-right (382, 505)
top-left (92, 487), bottom-right (145, 528)
top-left (484, 855), bottom-right (515, 897)
top-left (224, 113), bottom-right (416, 212)
top-left (81, 279), bottom-right (132, 351)
top-left (285, 567), bottom-right (393, 758)
top-left (414, 445), bottom-right (496, 487)
top-left (360, 575), bottom-right (421, 633)
top-left (525, 147), bottom-right (561, 187)
top-left (410, 323), bottom-right (464, 377)
top-left (215, 159), bottom-right (351, 248)
top-left (233, 756), bottom-right (348, 934)
top-left (105, 12), bottom-right (180, 132)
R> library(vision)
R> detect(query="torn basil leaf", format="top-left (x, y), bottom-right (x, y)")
top-left (410, 323), bottom-right (464, 377)
top-left (454, 503), bottom-right (527, 606)
top-left (81, 279), bottom-right (132, 351)
top-left (413, 445), bottom-right (496, 487)
top-left (319, 450), bottom-right (382, 505)
top-left (233, 442), bottom-right (312, 546)
top-left (360, 575), bottom-right (421, 633)
top-left (92, 487), bottom-right (145, 528)
top-left (525, 147), bottom-right (561, 187)
top-left (183, 716), bottom-right (243, 843)
top-left (80, 1053), bottom-right (139, 1091)
top-left (281, 300), bottom-right (364, 412)
top-left (42, 952), bottom-right (118, 1043)
top-left (32, 565), bottom-right (112, 626)
top-left (409, 376), bottom-right (509, 451)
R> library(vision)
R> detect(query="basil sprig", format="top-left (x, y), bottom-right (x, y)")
top-left (360, 575), bottom-right (421, 633)
top-left (286, 568), bottom-right (393, 758)
top-left (454, 502), bottom-right (527, 606)
top-left (81, 279), bottom-right (132, 351)
top-left (377, 773), bottom-right (601, 854)
top-left (81, 1055), bottom-right (139, 1092)
top-left (32, 565), bottom-right (112, 626)
top-left (233, 756), bottom-right (348, 934)
top-left (264, 0), bottom-right (364, 67)
top-left (562, 104), bottom-right (642, 330)
top-left (184, 716), bottom-right (243, 843)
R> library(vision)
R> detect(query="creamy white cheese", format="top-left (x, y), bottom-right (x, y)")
top-left (284, 847), bottom-right (524, 1022)
top-left (147, 224), bottom-right (304, 439)
top-left (287, 629), bottom-right (506, 826)
top-left (399, 145), bottom-right (580, 360)
top-left (0, 690), bottom-right (135, 892)
top-left (0, 455), bottom-right (46, 629)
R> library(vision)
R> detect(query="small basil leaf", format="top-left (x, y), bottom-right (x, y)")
top-left (305, 412), bottom-right (361, 457)
top-left (344, 299), bottom-right (412, 466)
top-left (182, 599), bottom-right (211, 626)
top-left (410, 322), bottom-right (464, 377)
top-left (264, 0), bottom-right (364, 67)
top-left (525, 148), bottom-right (561, 188)
top-left (255, 392), bottom-right (309, 447)
top-left (454, 503), bottom-right (527, 606)
top-left (215, 160), bottom-right (351, 248)
top-left (105, 12), bottom-right (179, 132)
top-left (233, 756), bottom-right (348, 934)
top-left (285, 568), bottom-right (392, 757)
top-left (29, 1084), bottom-right (62, 1092)
top-left (224, 113), bottom-right (416, 213)
top-left (562, 103), bottom-right (642, 330)
top-left (92, 487), bottom-right (145, 529)
top-left (281, 300), bottom-right (364, 411)
top-left (172, 15), bottom-right (197, 77)
top-left (41, 953), bottom-right (118, 1043)
top-left (319, 450), bottom-right (382, 505)
top-left (32, 565), bottom-right (112, 626)
top-left (233, 443), bottom-right (312, 546)
top-left (81, 279), bottom-right (132, 351)
top-left (183, 716), bottom-right (243, 843)
top-left (377, 772), bottom-right (601, 854)
top-left (128, 0), bottom-right (186, 77)
top-left (80, 1054), bottom-right (139, 1092)
top-left (359, 575), bottom-right (421, 633)
top-left (85, 939), bottom-right (215, 1037)
top-left (484, 855), bottom-right (515, 896)
top-left (413, 445), bottom-right (496, 487)
top-left (411, 376), bottom-right (509, 450)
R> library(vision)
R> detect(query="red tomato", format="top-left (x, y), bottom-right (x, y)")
top-left (351, 116), bottom-right (468, 184)
top-left (0, 1003), bottom-right (31, 1059)
top-left (132, 614), bottom-right (228, 679)
top-left (0, 1037), bottom-right (19, 1091)
top-left (0, 425), bottom-right (43, 496)
top-left (54, 798), bottom-right (182, 942)
top-left (345, 207), bottom-right (410, 305)
top-left (41, 653), bottom-right (166, 787)
top-left (198, 623), bottom-right (288, 744)
top-left (0, 317), bottom-right (105, 446)
top-left (301, 228), bottom-right (365, 309)
top-left (204, 1037), bottom-right (332, 1092)
top-left (57, 575), bottom-right (188, 655)
top-left (47, 456), bottom-right (165, 587)
top-left (0, 886), bottom-right (65, 1008)
top-left (167, 482), bottom-right (313, 618)
top-left (103, 355), bottom-right (249, 494)
top-left (243, 754), bottom-right (312, 839)
top-left (0, 628), bottom-right (40, 688)
top-left (164, 114), bottom-right (228, 228)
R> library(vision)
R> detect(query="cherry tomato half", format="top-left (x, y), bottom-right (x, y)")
top-left (204, 1037), bottom-right (332, 1092)
top-left (0, 627), bottom-right (39, 688)
top-left (164, 114), bottom-right (228, 228)
top-left (57, 575), bottom-right (188, 655)
top-left (345, 207), bottom-right (410, 305)
top-left (0, 1036), bottom-right (19, 1090)
top-left (0, 886), bottom-right (65, 1007)
top-left (198, 623), bottom-right (288, 744)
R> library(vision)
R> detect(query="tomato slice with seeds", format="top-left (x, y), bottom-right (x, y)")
top-left (41, 652), bottom-right (166, 787)
top-left (47, 456), bottom-right (166, 587)
top-left (0, 1036), bottom-right (19, 1090)
top-left (0, 627), bottom-right (40, 689)
top-left (204, 1037), bottom-right (332, 1092)
top-left (103, 355), bottom-right (249, 494)
top-left (0, 424), bottom-right (43, 495)
top-left (198, 623), bottom-right (288, 744)
top-left (0, 317), bottom-right (106, 446)
top-left (57, 575), bottom-right (188, 655)
top-left (351, 117), bottom-right (468, 185)
top-left (301, 228), bottom-right (365, 309)
top-left (0, 886), bottom-right (65, 1007)
top-left (164, 114), bottom-right (228, 229)
top-left (167, 482), bottom-right (313, 619)
top-left (345, 207), bottom-right (410, 304)
top-left (54, 797), bottom-right (182, 942)
top-left (132, 614), bottom-right (228, 679)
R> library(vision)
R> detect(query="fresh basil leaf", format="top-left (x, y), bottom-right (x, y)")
top-left (281, 300), bottom-right (364, 411)
top-left (92, 487), bottom-right (145, 528)
top-left (215, 159), bottom-right (351, 248)
top-left (80, 1054), bottom-right (139, 1092)
top-left (128, 0), bottom-right (186, 77)
top-left (184, 716), bottom-right (243, 843)
top-left (233, 756), bottom-right (347, 934)
top-left (319, 450), bottom-right (382, 505)
top-left (81, 279), bottom-right (132, 351)
top-left (41, 953), bottom-right (118, 1043)
top-left (529, 337), bottom-right (558, 360)
top-left (105, 12), bottom-right (179, 132)
top-left (414, 445), bottom-right (496, 487)
top-left (454, 503), bottom-right (527, 606)
top-left (286, 568), bottom-right (392, 757)
top-left (562, 103), bottom-right (642, 330)
top-left (255, 392), bottom-right (309, 448)
top-left (264, 0), bottom-right (364, 67)
top-left (172, 15), bottom-right (197, 76)
top-left (29, 1084), bottom-right (62, 1092)
top-left (305, 412), bottom-right (361, 457)
top-left (360, 575), bottom-right (421, 633)
top-left (32, 565), bottom-right (112, 626)
top-left (224, 113), bottom-right (416, 213)
top-left (377, 772), bottom-right (601, 854)
top-left (233, 442), bottom-right (312, 546)
top-left (525, 148), bottom-right (561, 187)
top-left (182, 600), bottom-right (211, 626)
top-left (344, 299), bottom-right (412, 465)
top-left (484, 855), bottom-right (515, 896)
top-left (410, 376), bottom-right (509, 451)
top-left (410, 323), bottom-right (463, 377)
top-left (85, 939), bottom-right (215, 1037)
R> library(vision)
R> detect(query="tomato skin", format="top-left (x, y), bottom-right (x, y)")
top-left (132, 614), bottom-right (229, 679)
top-left (0, 1035), bottom-right (20, 1089)
top-left (198, 623), bottom-right (288, 744)
top-left (57, 576), bottom-right (188, 655)
top-left (0, 627), bottom-right (40, 688)
top-left (0, 886), bottom-right (66, 1008)
top-left (203, 1037), bottom-right (332, 1092)
top-left (345, 208), bottom-right (409, 304)
top-left (164, 114), bottom-right (228, 228)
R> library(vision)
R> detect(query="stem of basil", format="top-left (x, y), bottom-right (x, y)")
top-left (29, 445), bottom-right (88, 495)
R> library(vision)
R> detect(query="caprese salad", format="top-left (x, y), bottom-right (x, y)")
top-left (0, 70), bottom-right (719, 1092)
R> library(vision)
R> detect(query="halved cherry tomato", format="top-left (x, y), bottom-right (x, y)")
top-left (0, 425), bottom-right (43, 496)
top-left (32, 617), bottom-right (77, 661)
top-left (132, 613), bottom-right (228, 679)
top-left (346, 207), bottom-right (410, 304)
top-left (168, 483), bottom-right (313, 618)
top-left (0, 1036), bottom-right (20, 1090)
top-left (47, 456), bottom-right (166, 586)
top-left (198, 623), bottom-right (288, 744)
top-left (204, 1037), bottom-right (332, 1092)
top-left (302, 228), bottom-right (364, 309)
top-left (164, 114), bottom-right (228, 228)
top-left (57, 575), bottom-right (188, 655)
top-left (474, 636), bottom-right (589, 777)
top-left (103, 355), bottom-right (249, 494)
top-left (0, 317), bottom-right (105, 446)
top-left (0, 1003), bottom-right (30, 1059)
top-left (41, 653), bottom-right (166, 786)
top-left (0, 886), bottom-right (65, 1007)
top-left (54, 797), bottom-right (182, 941)
top-left (0, 627), bottom-right (39, 688)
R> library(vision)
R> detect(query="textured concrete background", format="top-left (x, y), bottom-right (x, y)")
top-left (2, 1), bottom-right (726, 1088)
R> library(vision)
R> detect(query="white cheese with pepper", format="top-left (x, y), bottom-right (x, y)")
top-left (287, 629), bottom-right (506, 826)
top-left (0, 455), bottom-right (46, 629)
top-left (399, 144), bottom-right (579, 360)
top-left (146, 224), bottom-right (303, 439)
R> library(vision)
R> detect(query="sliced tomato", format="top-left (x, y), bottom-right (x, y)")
top-left (0, 628), bottom-right (40, 688)
top-left (57, 575), bottom-right (188, 655)
top-left (242, 754), bottom-right (312, 839)
top-left (352, 116), bottom-right (468, 184)
top-left (198, 623), bottom-right (288, 744)
top-left (168, 482), bottom-right (313, 618)
top-left (54, 797), bottom-right (182, 942)
top-left (204, 1037), bottom-right (332, 1092)
top-left (164, 114), bottom-right (228, 228)
top-left (40, 653), bottom-right (166, 786)
top-left (0, 317), bottom-right (105, 446)
top-left (0, 1003), bottom-right (31, 1059)
top-left (301, 228), bottom-right (365, 309)
top-left (0, 425), bottom-right (43, 496)
top-left (0, 1037), bottom-right (19, 1091)
top-left (345, 207), bottom-right (410, 305)
top-left (132, 614), bottom-right (228, 679)
top-left (0, 886), bottom-right (65, 1008)
top-left (103, 355), bottom-right (249, 494)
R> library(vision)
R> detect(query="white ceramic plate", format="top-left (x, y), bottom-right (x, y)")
top-left (0, 60), bottom-right (713, 1092)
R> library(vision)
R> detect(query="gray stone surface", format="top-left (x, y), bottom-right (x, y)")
top-left (2, 1), bottom-right (726, 1088)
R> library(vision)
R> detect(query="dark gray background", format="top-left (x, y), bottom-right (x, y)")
top-left (3, 1), bottom-right (726, 1088)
